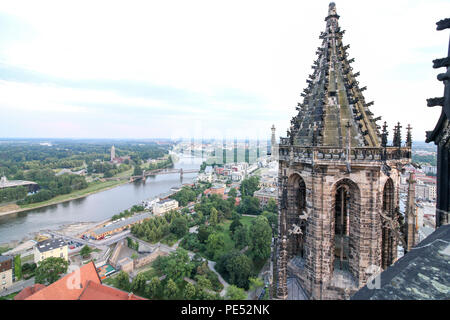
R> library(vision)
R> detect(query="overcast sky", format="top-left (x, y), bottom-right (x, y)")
top-left (0, 0), bottom-right (449, 142)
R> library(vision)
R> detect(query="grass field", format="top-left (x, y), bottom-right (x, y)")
top-left (214, 215), bottom-right (257, 255)
top-left (215, 215), bottom-right (268, 274)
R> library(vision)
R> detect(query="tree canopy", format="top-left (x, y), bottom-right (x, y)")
top-left (226, 285), bottom-right (247, 300)
top-left (248, 216), bottom-right (272, 261)
top-left (35, 257), bottom-right (69, 285)
top-left (239, 176), bottom-right (260, 197)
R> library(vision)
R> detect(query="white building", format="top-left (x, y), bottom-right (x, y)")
top-left (231, 171), bottom-right (243, 181)
top-left (143, 197), bottom-right (160, 210)
top-left (34, 238), bottom-right (68, 264)
top-left (421, 165), bottom-right (437, 175)
top-left (153, 199), bottom-right (179, 215)
top-left (197, 172), bottom-right (214, 183)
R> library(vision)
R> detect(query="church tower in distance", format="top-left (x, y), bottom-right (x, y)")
top-left (276, 2), bottom-right (412, 300)
top-left (111, 145), bottom-right (116, 162)
top-left (271, 125), bottom-right (278, 161)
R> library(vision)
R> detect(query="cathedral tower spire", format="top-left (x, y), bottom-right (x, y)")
top-left (276, 3), bottom-right (412, 300)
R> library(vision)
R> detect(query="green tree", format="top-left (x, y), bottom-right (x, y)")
top-left (249, 277), bottom-right (264, 298)
top-left (209, 207), bottom-right (218, 227)
top-left (228, 188), bottom-right (237, 199)
top-left (206, 233), bottom-right (225, 260)
top-left (164, 278), bottom-right (178, 299)
top-left (216, 250), bottom-right (253, 289)
top-left (197, 225), bottom-right (213, 243)
top-left (146, 276), bottom-right (161, 298)
top-left (264, 198), bottom-right (278, 214)
top-left (115, 271), bottom-right (130, 291)
top-left (262, 211), bottom-right (278, 234)
top-left (184, 281), bottom-right (196, 300)
top-left (35, 257), bottom-right (69, 285)
top-left (195, 274), bottom-right (213, 291)
top-left (226, 285), bottom-right (247, 300)
top-left (229, 216), bottom-right (243, 235)
top-left (240, 176), bottom-right (260, 197)
top-left (170, 217), bottom-right (188, 238)
top-left (237, 196), bottom-right (261, 215)
top-left (131, 273), bottom-right (147, 294)
top-left (248, 216), bottom-right (272, 261)
top-left (233, 225), bottom-right (249, 250)
top-left (80, 245), bottom-right (93, 258)
top-left (14, 255), bottom-right (22, 280)
top-left (133, 165), bottom-right (143, 176)
top-left (164, 249), bottom-right (193, 283)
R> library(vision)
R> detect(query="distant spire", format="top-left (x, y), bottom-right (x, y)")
top-left (406, 124), bottom-right (412, 148)
top-left (393, 122), bottom-right (402, 148)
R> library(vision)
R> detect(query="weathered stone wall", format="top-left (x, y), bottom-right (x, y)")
top-left (133, 248), bottom-right (167, 270)
top-left (278, 156), bottom-right (405, 300)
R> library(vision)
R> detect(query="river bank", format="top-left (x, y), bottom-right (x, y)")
top-left (0, 179), bottom-right (129, 218)
top-left (0, 220), bottom-right (105, 248)
top-left (0, 154), bottom-right (203, 245)
top-left (0, 155), bottom-right (177, 218)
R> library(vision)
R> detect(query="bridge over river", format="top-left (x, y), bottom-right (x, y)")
top-left (130, 168), bottom-right (199, 181)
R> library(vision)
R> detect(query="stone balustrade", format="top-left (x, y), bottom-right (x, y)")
top-left (277, 144), bottom-right (411, 163)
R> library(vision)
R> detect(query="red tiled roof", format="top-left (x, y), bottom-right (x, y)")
top-left (14, 284), bottom-right (46, 300)
top-left (25, 262), bottom-right (102, 300)
top-left (78, 280), bottom-right (146, 300)
top-left (20, 261), bottom-right (146, 300)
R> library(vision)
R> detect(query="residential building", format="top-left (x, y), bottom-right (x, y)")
top-left (89, 212), bottom-right (151, 240)
top-left (203, 184), bottom-right (226, 197)
top-left (0, 256), bottom-right (13, 291)
top-left (254, 187), bottom-right (278, 208)
top-left (34, 238), bottom-right (68, 264)
top-left (197, 172), bottom-right (214, 183)
top-left (231, 171), bottom-right (243, 181)
top-left (153, 199), bottom-right (179, 215)
top-left (15, 261), bottom-right (146, 300)
top-left (421, 165), bottom-right (437, 175)
top-left (143, 197), bottom-right (159, 210)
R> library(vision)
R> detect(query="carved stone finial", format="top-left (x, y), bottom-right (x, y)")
top-left (328, 2), bottom-right (337, 16)
top-left (406, 124), bottom-right (412, 148)
top-left (381, 121), bottom-right (388, 148)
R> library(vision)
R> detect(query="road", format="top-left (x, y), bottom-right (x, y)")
top-left (207, 260), bottom-right (229, 297)
top-left (45, 229), bottom-right (130, 248)
top-left (0, 278), bottom-right (34, 298)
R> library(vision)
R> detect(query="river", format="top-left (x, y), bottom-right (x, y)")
top-left (0, 154), bottom-right (204, 244)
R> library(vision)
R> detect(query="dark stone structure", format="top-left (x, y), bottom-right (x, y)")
top-left (425, 18), bottom-right (450, 228)
top-left (351, 224), bottom-right (450, 300)
top-left (275, 3), bottom-right (412, 300)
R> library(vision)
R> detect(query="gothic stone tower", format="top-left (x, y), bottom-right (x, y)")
top-left (111, 145), bottom-right (116, 162)
top-left (276, 3), bottom-right (412, 300)
top-left (426, 17), bottom-right (450, 228)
